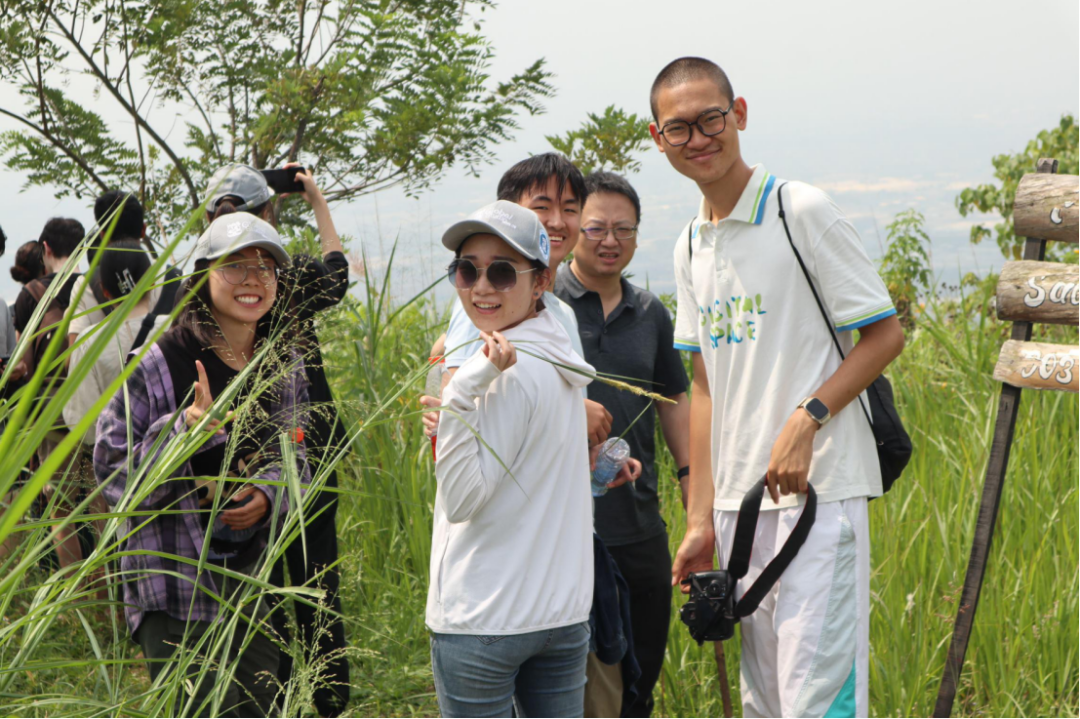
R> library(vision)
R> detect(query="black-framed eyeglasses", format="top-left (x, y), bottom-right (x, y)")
top-left (581, 226), bottom-right (638, 242)
top-left (657, 102), bottom-right (735, 147)
top-left (447, 259), bottom-right (537, 292)
top-left (216, 261), bottom-right (280, 285)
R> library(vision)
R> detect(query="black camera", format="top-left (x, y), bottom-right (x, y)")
top-left (677, 478), bottom-right (818, 646)
top-left (679, 570), bottom-right (737, 644)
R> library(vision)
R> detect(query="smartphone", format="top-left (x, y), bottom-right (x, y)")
top-left (260, 166), bottom-right (306, 194)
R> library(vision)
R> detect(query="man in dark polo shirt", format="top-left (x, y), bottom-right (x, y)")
top-left (554, 171), bottom-right (691, 717)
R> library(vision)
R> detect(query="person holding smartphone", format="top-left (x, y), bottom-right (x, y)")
top-left (429, 200), bottom-right (595, 717)
top-left (204, 163), bottom-right (352, 717)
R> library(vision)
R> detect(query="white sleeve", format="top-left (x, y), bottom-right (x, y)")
top-left (434, 353), bottom-right (530, 523)
top-left (443, 297), bottom-right (483, 369)
top-left (67, 276), bottom-right (106, 337)
top-left (806, 201), bottom-right (896, 332)
top-left (63, 331), bottom-right (98, 436)
top-left (1, 301), bottom-right (15, 357)
top-left (673, 222), bottom-right (701, 352)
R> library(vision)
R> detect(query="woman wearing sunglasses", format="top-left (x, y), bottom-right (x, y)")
top-left (94, 213), bottom-right (309, 717)
top-left (429, 201), bottom-right (595, 718)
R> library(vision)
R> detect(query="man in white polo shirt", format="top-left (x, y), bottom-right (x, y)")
top-left (654, 57), bottom-right (905, 718)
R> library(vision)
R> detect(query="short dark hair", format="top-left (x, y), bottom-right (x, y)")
top-left (94, 190), bottom-right (145, 242)
top-left (38, 217), bottom-right (85, 260)
top-left (99, 240), bottom-right (152, 299)
top-left (0, 224), bottom-right (7, 257)
top-left (584, 172), bottom-right (642, 224)
top-left (650, 57), bottom-right (735, 122)
top-left (209, 197), bottom-right (276, 226)
top-left (11, 241), bottom-right (45, 284)
top-left (497, 153), bottom-right (588, 207)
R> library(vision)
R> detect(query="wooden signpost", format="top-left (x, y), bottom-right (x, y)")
top-left (934, 159), bottom-right (1080, 718)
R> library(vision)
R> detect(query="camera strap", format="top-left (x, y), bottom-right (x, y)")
top-left (728, 477), bottom-right (817, 617)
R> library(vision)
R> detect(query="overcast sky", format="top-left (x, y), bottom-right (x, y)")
top-left (0, 0), bottom-right (1077, 306)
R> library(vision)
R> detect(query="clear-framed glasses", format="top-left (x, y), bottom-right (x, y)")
top-left (581, 226), bottom-right (638, 242)
top-left (447, 259), bottom-right (537, 292)
top-left (657, 102), bottom-right (735, 147)
top-left (217, 261), bottom-right (279, 285)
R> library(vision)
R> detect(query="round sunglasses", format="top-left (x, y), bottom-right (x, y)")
top-left (447, 259), bottom-right (537, 292)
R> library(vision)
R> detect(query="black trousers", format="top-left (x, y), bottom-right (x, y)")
top-left (270, 466), bottom-right (350, 717)
top-left (606, 531), bottom-right (672, 718)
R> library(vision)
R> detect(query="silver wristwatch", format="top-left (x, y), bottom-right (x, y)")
top-left (798, 397), bottom-right (832, 427)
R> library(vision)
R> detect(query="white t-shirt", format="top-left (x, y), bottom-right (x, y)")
top-left (67, 274), bottom-right (163, 339)
top-left (65, 310), bottom-right (169, 445)
top-left (673, 165), bottom-right (896, 510)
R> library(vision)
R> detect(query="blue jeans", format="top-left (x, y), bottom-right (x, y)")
top-left (430, 623), bottom-right (591, 718)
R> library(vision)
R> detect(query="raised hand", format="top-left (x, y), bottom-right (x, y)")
top-left (480, 331), bottom-right (516, 372)
top-left (184, 360), bottom-right (231, 436)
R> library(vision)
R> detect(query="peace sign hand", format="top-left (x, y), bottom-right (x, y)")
top-left (184, 360), bottom-right (233, 436)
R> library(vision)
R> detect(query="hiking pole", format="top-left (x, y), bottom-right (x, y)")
top-left (713, 640), bottom-right (733, 718)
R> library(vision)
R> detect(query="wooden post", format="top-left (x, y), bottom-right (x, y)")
top-left (932, 158), bottom-right (1058, 718)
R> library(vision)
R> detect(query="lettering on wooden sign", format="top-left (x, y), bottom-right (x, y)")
top-left (1013, 173), bottom-right (1079, 243)
top-left (993, 340), bottom-right (1079, 393)
top-left (996, 260), bottom-right (1080, 325)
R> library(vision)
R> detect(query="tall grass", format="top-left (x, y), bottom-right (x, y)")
top-left (0, 238), bottom-right (1076, 717)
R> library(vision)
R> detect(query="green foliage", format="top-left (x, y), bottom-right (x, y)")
top-left (0, 0), bottom-right (553, 242)
top-left (546, 105), bottom-right (652, 175)
top-left (880, 209), bottom-right (933, 331)
top-left (955, 114), bottom-right (1078, 260)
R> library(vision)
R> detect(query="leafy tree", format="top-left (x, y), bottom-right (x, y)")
top-left (955, 114), bottom-right (1078, 261)
top-left (546, 105), bottom-right (651, 175)
top-left (0, 0), bottom-right (553, 244)
top-left (879, 209), bottom-right (933, 331)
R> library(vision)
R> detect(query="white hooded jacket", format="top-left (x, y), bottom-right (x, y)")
top-left (427, 309), bottom-right (595, 635)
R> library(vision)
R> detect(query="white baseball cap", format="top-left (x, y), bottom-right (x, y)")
top-left (441, 200), bottom-right (550, 266)
top-left (193, 213), bottom-right (290, 267)
top-left (205, 164), bottom-right (272, 214)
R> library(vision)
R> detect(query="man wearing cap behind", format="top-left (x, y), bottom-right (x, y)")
top-left (204, 163), bottom-right (352, 717)
top-left (654, 57), bottom-right (905, 718)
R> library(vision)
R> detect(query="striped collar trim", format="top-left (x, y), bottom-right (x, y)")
top-left (694, 165), bottom-right (777, 229)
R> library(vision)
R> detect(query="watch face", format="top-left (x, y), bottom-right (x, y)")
top-left (805, 398), bottom-right (830, 422)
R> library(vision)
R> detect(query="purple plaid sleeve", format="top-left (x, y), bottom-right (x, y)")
top-left (93, 344), bottom-right (311, 635)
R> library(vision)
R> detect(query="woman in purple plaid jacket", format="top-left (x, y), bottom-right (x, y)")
top-left (94, 213), bottom-right (310, 717)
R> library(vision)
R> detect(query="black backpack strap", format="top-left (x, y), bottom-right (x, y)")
top-left (687, 217), bottom-right (696, 261)
top-left (129, 266), bottom-right (183, 357)
top-left (775, 183), bottom-right (874, 430)
top-left (726, 477), bottom-right (817, 617)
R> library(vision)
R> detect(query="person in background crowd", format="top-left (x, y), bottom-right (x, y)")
top-left (554, 171), bottom-right (691, 717)
top-left (0, 226), bottom-right (19, 375)
top-left (10, 240), bottom-right (46, 286)
top-left (654, 57), bottom-right (905, 718)
top-left (205, 163), bottom-right (351, 717)
top-left (429, 200), bottom-right (594, 717)
top-left (94, 213), bottom-right (310, 717)
top-left (66, 191), bottom-right (163, 351)
top-left (13, 218), bottom-right (85, 341)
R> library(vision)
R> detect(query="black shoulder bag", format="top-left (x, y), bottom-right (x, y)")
top-left (680, 477), bottom-right (817, 644)
top-left (774, 183), bottom-right (911, 493)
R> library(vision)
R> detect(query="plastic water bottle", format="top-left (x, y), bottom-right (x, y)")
top-left (591, 437), bottom-right (630, 497)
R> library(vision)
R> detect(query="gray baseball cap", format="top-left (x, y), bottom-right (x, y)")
top-left (193, 213), bottom-right (290, 268)
top-left (205, 164), bottom-right (272, 214)
top-left (441, 200), bottom-right (551, 266)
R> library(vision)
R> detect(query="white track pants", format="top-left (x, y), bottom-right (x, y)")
top-left (714, 497), bottom-right (870, 718)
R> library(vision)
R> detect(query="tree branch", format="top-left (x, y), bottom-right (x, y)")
top-left (0, 106), bottom-right (109, 192)
top-left (44, 6), bottom-right (200, 206)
